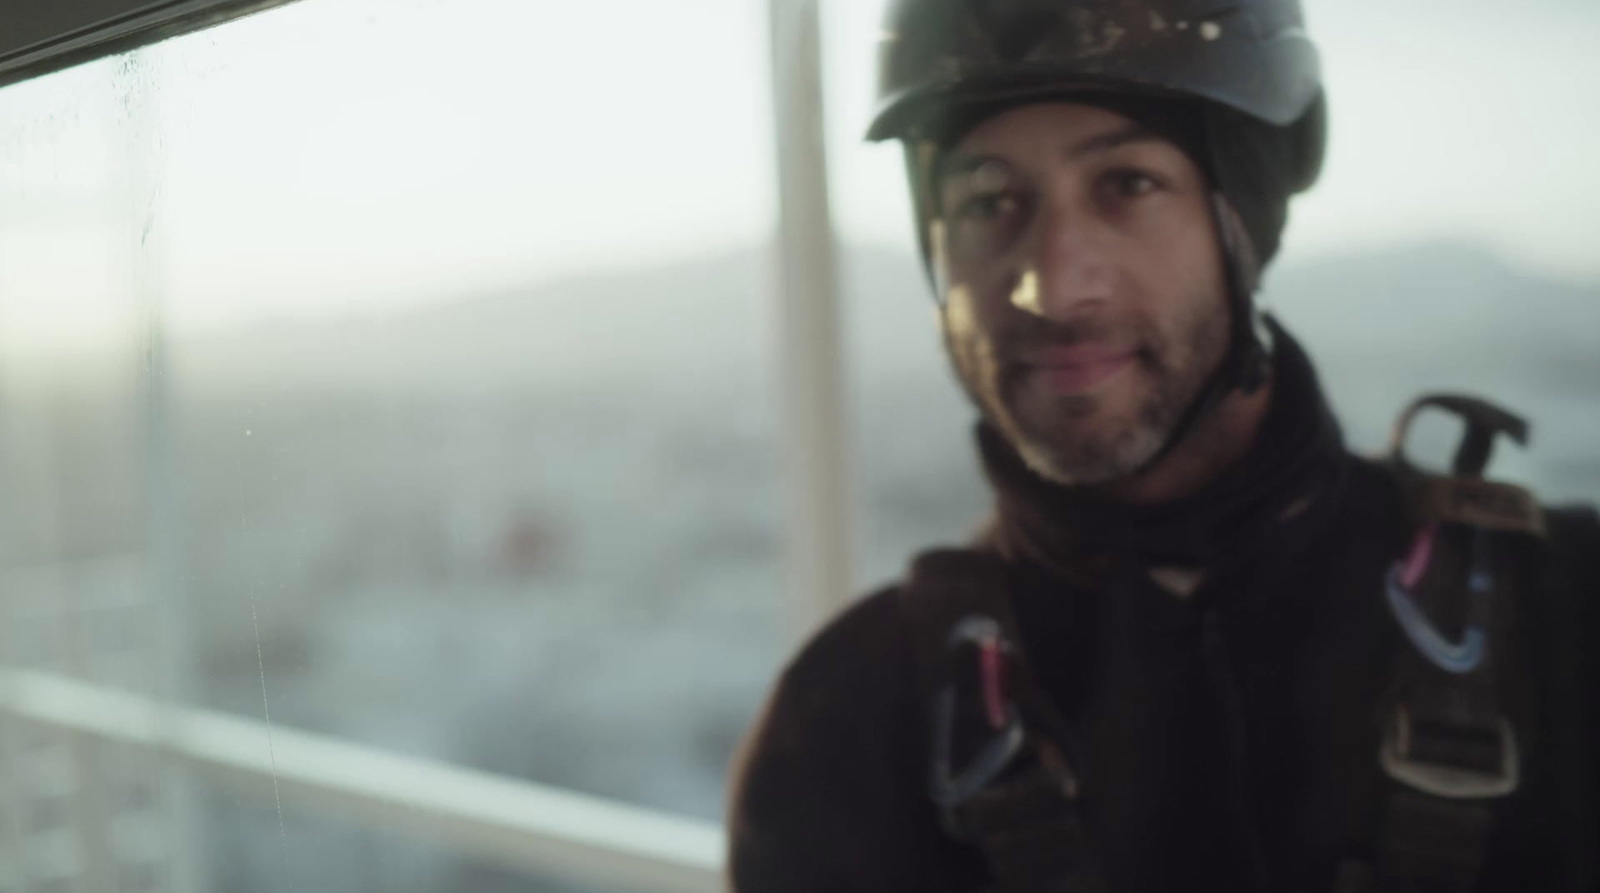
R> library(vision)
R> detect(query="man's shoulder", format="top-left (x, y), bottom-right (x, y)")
top-left (728, 577), bottom-right (973, 892)
top-left (726, 580), bottom-right (940, 881)
top-left (730, 583), bottom-right (918, 795)
top-left (1339, 448), bottom-right (1600, 536)
top-left (1539, 500), bottom-right (1600, 599)
top-left (775, 583), bottom-right (912, 702)
top-left (1338, 447), bottom-right (1600, 601)
top-left (1543, 500), bottom-right (1600, 536)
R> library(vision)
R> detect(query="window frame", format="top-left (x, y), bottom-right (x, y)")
top-left (0, 0), bottom-right (295, 90)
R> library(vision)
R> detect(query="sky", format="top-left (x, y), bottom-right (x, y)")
top-left (0, 0), bottom-right (1597, 346)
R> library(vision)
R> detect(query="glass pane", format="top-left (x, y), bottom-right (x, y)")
top-left (197, 779), bottom-right (614, 893)
top-left (0, 57), bottom-right (184, 893)
top-left (0, 57), bottom-right (155, 686)
top-left (1, 723), bottom-right (182, 893)
top-left (1, 0), bottom-right (782, 890)
top-left (826, 0), bottom-right (1600, 592)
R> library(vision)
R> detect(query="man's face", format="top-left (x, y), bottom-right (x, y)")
top-left (932, 102), bottom-right (1231, 484)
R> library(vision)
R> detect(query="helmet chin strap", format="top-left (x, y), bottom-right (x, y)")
top-left (1120, 191), bottom-right (1272, 480)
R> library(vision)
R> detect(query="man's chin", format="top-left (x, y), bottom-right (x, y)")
top-left (1011, 390), bottom-right (1121, 447)
top-left (1009, 410), bottom-right (1167, 487)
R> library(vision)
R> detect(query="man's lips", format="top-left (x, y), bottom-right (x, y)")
top-left (1017, 345), bottom-right (1136, 395)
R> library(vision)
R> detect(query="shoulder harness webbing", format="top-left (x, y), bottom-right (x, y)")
top-left (900, 550), bottom-right (1110, 893)
top-left (1346, 396), bottom-right (1544, 893)
top-left (901, 394), bottom-right (1569, 893)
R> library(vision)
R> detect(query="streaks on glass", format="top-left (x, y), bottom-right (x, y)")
top-left (249, 596), bottom-right (290, 864)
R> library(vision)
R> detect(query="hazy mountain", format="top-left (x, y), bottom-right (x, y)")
top-left (176, 238), bottom-right (1600, 406)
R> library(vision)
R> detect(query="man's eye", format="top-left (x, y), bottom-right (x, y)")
top-left (957, 193), bottom-right (1022, 221)
top-left (1102, 170), bottom-right (1161, 200)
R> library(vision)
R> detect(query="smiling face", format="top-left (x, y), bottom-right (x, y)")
top-left (932, 101), bottom-right (1233, 485)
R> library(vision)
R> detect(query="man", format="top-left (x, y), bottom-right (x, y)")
top-left (727, 1), bottom-right (1599, 891)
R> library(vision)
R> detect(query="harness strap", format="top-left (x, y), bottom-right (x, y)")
top-left (900, 549), bottom-right (1109, 893)
top-left (1376, 790), bottom-right (1493, 891)
top-left (1367, 395), bottom-right (1544, 893)
top-left (959, 762), bottom-right (1107, 893)
top-left (1538, 506), bottom-right (1600, 892)
top-left (899, 393), bottom-right (1584, 893)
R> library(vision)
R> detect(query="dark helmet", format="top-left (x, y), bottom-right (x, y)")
top-left (867, 0), bottom-right (1326, 190)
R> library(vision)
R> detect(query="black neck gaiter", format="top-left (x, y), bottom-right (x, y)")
top-left (979, 318), bottom-right (1348, 575)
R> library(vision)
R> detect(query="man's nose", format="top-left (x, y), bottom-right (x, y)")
top-left (1011, 205), bottom-right (1115, 321)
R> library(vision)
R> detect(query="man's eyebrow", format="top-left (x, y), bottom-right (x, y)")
top-left (936, 123), bottom-right (1163, 184)
top-left (935, 152), bottom-right (1001, 184)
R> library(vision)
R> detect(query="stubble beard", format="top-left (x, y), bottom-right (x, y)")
top-left (1011, 376), bottom-right (1177, 485)
top-left (956, 301), bottom-right (1230, 487)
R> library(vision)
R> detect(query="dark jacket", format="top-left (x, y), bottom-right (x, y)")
top-left (727, 335), bottom-right (1600, 893)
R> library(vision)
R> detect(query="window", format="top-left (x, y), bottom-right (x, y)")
top-left (0, 0), bottom-right (791, 890)
top-left (3, 1), bottom-right (1597, 891)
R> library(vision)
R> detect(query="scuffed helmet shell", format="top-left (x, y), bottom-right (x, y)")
top-left (868, 0), bottom-right (1322, 140)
